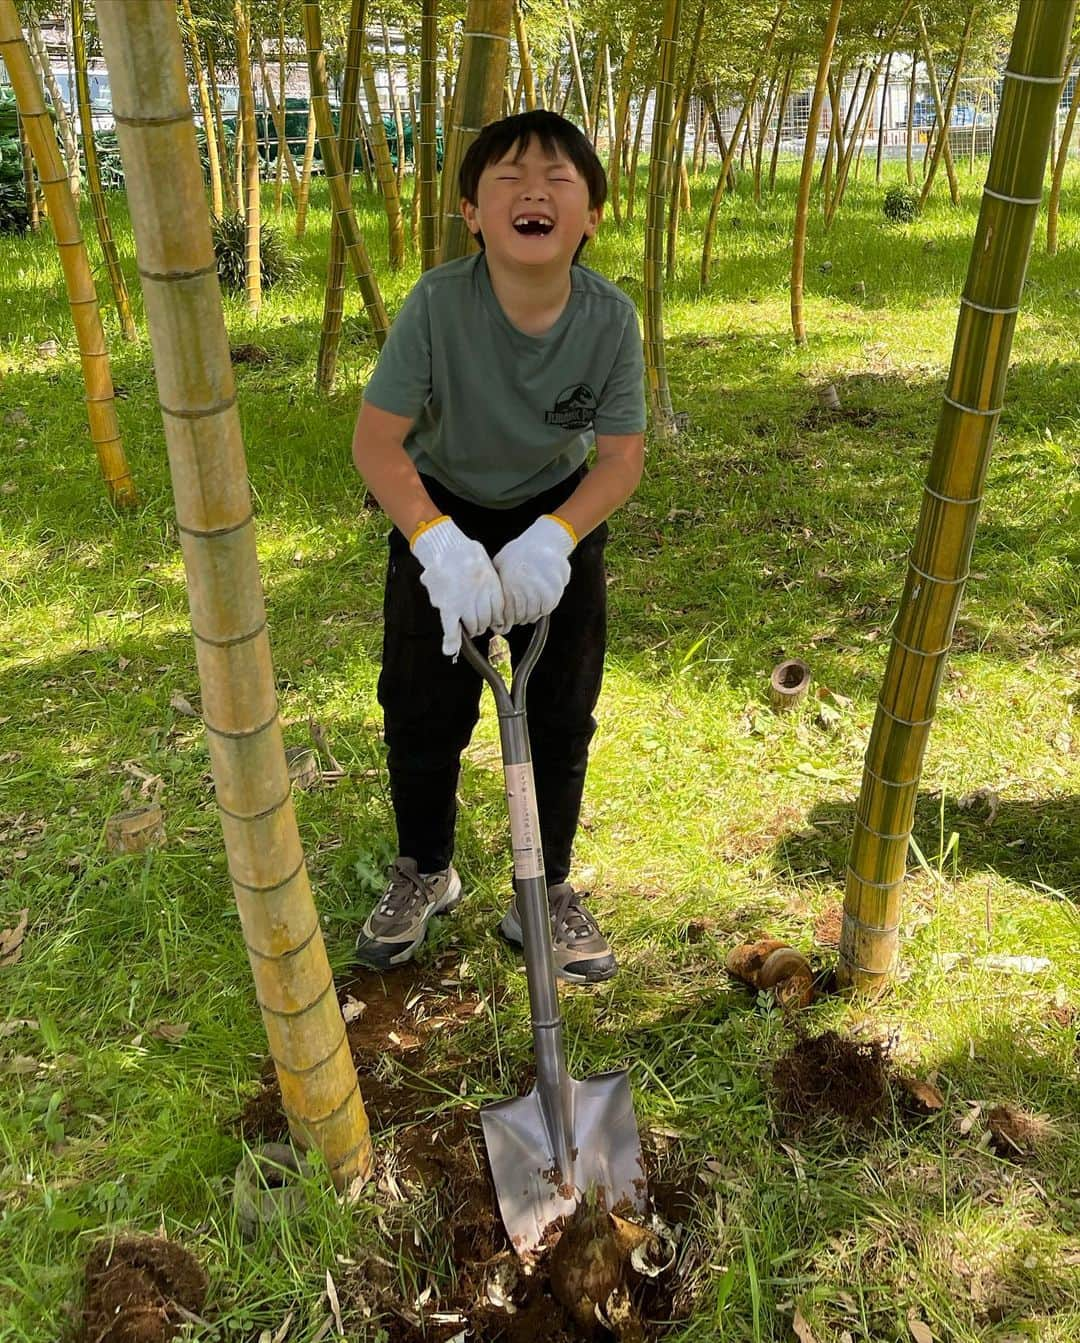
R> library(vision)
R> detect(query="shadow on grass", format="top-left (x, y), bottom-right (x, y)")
top-left (771, 790), bottom-right (1080, 904)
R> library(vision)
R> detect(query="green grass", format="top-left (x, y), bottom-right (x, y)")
top-left (1, 157), bottom-right (1079, 1342)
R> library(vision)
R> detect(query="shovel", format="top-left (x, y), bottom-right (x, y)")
top-left (461, 616), bottom-right (645, 1254)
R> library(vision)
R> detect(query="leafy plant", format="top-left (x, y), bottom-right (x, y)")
top-left (211, 211), bottom-right (298, 294)
top-left (882, 184), bottom-right (919, 223)
top-left (0, 180), bottom-right (29, 235)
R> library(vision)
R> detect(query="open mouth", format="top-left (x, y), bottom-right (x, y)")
top-left (513, 216), bottom-right (555, 237)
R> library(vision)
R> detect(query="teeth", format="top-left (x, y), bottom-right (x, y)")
top-left (513, 215), bottom-right (553, 225)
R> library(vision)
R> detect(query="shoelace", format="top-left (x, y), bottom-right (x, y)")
top-left (378, 861), bottom-right (430, 918)
top-left (550, 886), bottom-right (597, 944)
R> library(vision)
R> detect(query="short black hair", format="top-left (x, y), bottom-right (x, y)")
top-left (458, 110), bottom-right (607, 262)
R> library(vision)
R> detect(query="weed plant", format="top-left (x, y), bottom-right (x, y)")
top-left (0, 159), bottom-right (1078, 1342)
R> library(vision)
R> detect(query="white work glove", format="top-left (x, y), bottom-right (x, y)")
top-left (411, 516), bottom-right (505, 658)
top-left (492, 514), bottom-right (576, 631)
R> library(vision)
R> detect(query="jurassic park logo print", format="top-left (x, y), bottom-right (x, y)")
top-left (545, 383), bottom-right (597, 430)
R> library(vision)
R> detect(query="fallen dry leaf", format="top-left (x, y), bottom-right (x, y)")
top-left (150, 1021), bottom-right (190, 1043)
top-left (958, 1102), bottom-right (982, 1136)
top-left (169, 691), bottom-right (199, 718)
top-left (0, 909), bottom-right (29, 967)
top-left (325, 1270), bottom-right (343, 1336)
top-left (0, 1018), bottom-right (37, 1038)
top-left (908, 1314), bottom-right (934, 1343)
top-left (341, 996), bottom-right (366, 1024)
top-left (793, 1305), bottom-right (817, 1343)
top-left (0, 1055), bottom-right (40, 1074)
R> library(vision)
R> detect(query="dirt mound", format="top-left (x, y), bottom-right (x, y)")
top-left (78, 1236), bottom-right (208, 1343)
top-left (773, 1029), bottom-right (890, 1131)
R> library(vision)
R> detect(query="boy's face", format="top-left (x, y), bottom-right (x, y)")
top-left (461, 136), bottom-right (600, 270)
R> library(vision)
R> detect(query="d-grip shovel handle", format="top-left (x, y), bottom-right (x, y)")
top-left (459, 616), bottom-right (549, 717)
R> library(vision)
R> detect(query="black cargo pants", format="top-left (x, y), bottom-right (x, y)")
top-left (377, 467), bottom-right (607, 885)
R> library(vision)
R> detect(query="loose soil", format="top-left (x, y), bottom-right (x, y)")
top-left (78, 1236), bottom-right (208, 1343)
top-left (772, 1029), bottom-right (891, 1131)
top-left (236, 962), bottom-right (696, 1341)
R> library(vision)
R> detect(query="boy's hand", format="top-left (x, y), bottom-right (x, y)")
top-left (492, 515), bottom-right (576, 630)
top-left (411, 517), bottom-right (505, 658)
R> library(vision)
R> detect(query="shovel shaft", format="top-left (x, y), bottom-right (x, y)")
top-left (461, 621), bottom-right (574, 1177)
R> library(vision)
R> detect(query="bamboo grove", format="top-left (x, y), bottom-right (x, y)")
top-left (2, 0), bottom-right (1079, 1181)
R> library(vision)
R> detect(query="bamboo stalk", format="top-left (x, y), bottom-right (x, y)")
top-left (72, 0), bottom-right (137, 341)
top-left (563, 0), bottom-right (590, 135)
top-left (876, 49), bottom-right (893, 183)
top-left (381, 15), bottom-right (406, 191)
top-left (838, 0), bottom-right (1078, 992)
top-left (275, 13), bottom-right (287, 212)
top-left (419, 0), bottom-right (439, 269)
top-left (179, 0), bottom-right (223, 217)
top-left (257, 44), bottom-right (300, 204)
top-left (17, 105), bottom-right (40, 230)
top-left (587, 32), bottom-right (605, 148)
top-left (626, 80), bottom-right (650, 222)
top-left (234, 0), bottom-right (261, 315)
top-left (919, 5), bottom-right (974, 208)
top-left (752, 60), bottom-right (780, 205)
top-left (362, 49), bottom-right (405, 269)
top-left (643, 0), bottom-right (682, 437)
top-left (206, 46), bottom-right (236, 212)
top-left (701, 0), bottom-right (787, 288)
top-left (0, 0), bottom-right (136, 509)
top-left (303, 0), bottom-right (389, 356)
top-left (905, 43), bottom-right (917, 185)
top-left (916, 7), bottom-right (960, 206)
top-left (768, 53), bottom-right (795, 193)
top-left (26, 10), bottom-right (80, 205)
top-left (790, 0), bottom-right (843, 345)
top-left (666, 0), bottom-right (705, 283)
top-left (513, 1), bottom-right (536, 111)
top-left (1047, 44), bottom-right (1080, 254)
top-left (294, 102), bottom-right (317, 238)
top-left (439, 0), bottom-right (513, 264)
top-left (94, 0), bottom-right (372, 1185)
top-left (607, 25), bottom-right (637, 225)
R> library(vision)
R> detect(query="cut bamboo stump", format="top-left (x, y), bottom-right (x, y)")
top-left (770, 658), bottom-right (811, 712)
top-left (106, 804), bottom-right (164, 854)
top-left (817, 383), bottom-right (842, 413)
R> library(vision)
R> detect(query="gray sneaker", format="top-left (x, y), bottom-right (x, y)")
top-left (499, 882), bottom-right (617, 984)
top-left (355, 858), bottom-right (462, 969)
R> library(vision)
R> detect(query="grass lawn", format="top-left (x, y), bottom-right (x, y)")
top-left (1, 158), bottom-right (1078, 1342)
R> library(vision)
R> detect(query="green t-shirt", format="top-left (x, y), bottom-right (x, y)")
top-left (363, 253), bottom-right (646, 508)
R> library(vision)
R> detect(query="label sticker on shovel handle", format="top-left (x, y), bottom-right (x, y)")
top-left (504, 762), bottom-right (544, 880)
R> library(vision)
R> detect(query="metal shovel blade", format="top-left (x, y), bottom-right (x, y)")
top-left (481, 1068), bottom-right (645, 1254)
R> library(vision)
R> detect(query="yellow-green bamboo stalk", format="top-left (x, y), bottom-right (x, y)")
top-left (916, 7), bottom-right (960, 206)
top-left (919, 6), bottom-right (974, 209)
top-left (26, 10), bottom-right (80, 205)
top-left (420, 0), bottom-right (439, 269)
top-left (607, 25), bottom-right (637, 225)
top-left (72, 0), bottom-right (136, 341)
top-left (380, 14), bottom-right (406, 191)
top-left (257, 44), bottom-right (300, 205)
top-left (701, 0), bottom-right (787, 287)
top-left (179, 0), bottom-right (223, 217)
top-left (561, 0), bottom-right (590, 135)
top-left (626, 67), bottom-right (652, 223)
top-left (790, 0), bottom-right (843, 345)
top-left (513, 1), bottom-right (536, 110)
top-left (768, 53), bottom-right (795, 192)
top-left (304, 0), bottom-right (389, 360)
top-left (643, 0), bottom-right (681, 437)
top-left (205, 45), bottom-right (236, 212)
top-left (439, 0), bottom-right (513, 264)
top-left (838, 0), bottom-right (1078, 992)
top-left (314, 0), bottom-right (368, 389)
top-left (361, 49), bottom-right (405, 269)
top-left (17, 106), bottom-right (40, 230)
top-left (1047, 43), bottom-right (1079, 253)
top-left (752, 59), bottom-right (780, 204)
top-left (234, 0), bottom-right (261, 314)
top-left (294, 103), bottom-right (318, 238)
top-left (94, 0), bottom-right (371, 1186)
top-left (275, 14), bottom-right (287, 212)
top-left (666, 0), bottom-right (704, 282)
top-left (0, 0), bottom-right (136, 509)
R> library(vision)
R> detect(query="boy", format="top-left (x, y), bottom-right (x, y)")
top-left (351, 110), bottom-right (646, 983)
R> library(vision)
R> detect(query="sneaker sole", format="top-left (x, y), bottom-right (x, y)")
top-left (355, 871), bottom-right (463, 970)
top-left (498, 906), bottom-right (618, 985)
